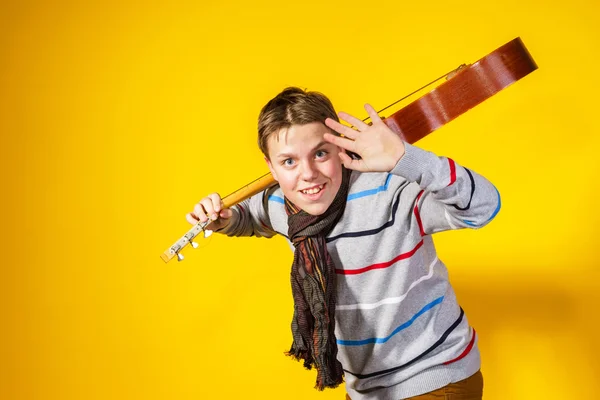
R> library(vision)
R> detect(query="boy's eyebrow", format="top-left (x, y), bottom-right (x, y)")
top-left (275, 140), bottom-right (331, 158)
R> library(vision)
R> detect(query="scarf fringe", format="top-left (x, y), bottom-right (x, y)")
top-left (286, 344), bottom-right (314, 370)
top-left (286, 343), bottom-right (344, 390)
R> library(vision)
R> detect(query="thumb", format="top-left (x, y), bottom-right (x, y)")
top-left (219, 208), bottom-right (233, 219)
top-left (339, 152), bottom-right (366, 171)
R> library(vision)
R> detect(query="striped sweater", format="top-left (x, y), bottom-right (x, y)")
top-left (219, 142), bottom-right (500, 399)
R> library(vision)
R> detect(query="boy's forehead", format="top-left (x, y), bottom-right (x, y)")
top-left (267, 123), bottom-right (331, 156)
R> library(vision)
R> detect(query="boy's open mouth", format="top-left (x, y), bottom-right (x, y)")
top-left (300, 183), bottom-right (326, 198)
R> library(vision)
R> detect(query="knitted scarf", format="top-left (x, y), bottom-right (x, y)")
top-left (284, 167), bottom-right (350, 390)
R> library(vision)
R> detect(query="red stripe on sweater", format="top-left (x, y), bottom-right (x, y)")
top-left (414, 190), bottom-right (425, 237)
top-left (448, 158), bottom-right (456, 187)
top-left (443, 328), bottom-right (476, 365)
top-left (335, 240), bottom-right (424, 275)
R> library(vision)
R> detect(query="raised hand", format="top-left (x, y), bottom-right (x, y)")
top-left (324, 103), bottom-right (405, 172)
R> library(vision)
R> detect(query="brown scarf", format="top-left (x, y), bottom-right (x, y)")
top-left (284, 167), bottom-right (350, 390)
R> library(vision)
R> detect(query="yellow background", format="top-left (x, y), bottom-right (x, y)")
top-left (1, 0), bottom-right (599, 399)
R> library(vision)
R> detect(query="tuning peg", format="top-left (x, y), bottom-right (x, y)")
top-left (204, 230), bottom-right (213, 238)
top-left (190, 240), bottom-right (199, 248)
top-left (177, 253), bottom-right (184, 261)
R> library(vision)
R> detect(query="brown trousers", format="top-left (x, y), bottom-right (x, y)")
top-left (345, 370), bottom-right (483, 400)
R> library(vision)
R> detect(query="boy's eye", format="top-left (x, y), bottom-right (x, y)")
top-left (283, 158), bottom-right (295, 167)
top-left (315, 150), bottom-right (328, 158)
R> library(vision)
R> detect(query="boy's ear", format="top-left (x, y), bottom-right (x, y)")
top-left (264, 156), bottom-right (279, 181)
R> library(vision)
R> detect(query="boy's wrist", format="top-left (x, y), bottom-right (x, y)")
top-left (389, 142), bottom-right (428, 182)
top-left (391, 145), bottom-right (406, 170)
top-left (386, 141), bottom-right (406, 172)
top-left (212, 212), bottom-right (235, 233)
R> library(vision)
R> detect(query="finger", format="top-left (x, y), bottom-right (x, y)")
top-left (339, 152), bottom-right (367, 172)
top-left (364, 103), bottom-right (383, 124)
top-left (199, 197), bottom-right (219, 220)
top-left (208, 193), bottom-right (222, 213)
top-left (324, 117), bottom-right (359, 140)
top-left (186, 212), bottom-right (199, 225)
top-left (219, 209), bottom-right (233, 219)
top-left (338, 111), bottom-right (369, 131)
top-left (194, 202), bottom-right (210, 223)
top-left (323, 132), bottom-right (357, 153)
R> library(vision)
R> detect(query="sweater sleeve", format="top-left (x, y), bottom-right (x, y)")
top-left (390, 142), bottom-right (501, 235)
top-left (215, 186), bottom-right (278, 238)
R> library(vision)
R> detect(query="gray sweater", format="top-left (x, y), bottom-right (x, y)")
top-left (220, 142), bottom-right (500, 399)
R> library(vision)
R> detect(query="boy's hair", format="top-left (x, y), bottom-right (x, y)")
top-left (258, 87), bottom-right (339, 159)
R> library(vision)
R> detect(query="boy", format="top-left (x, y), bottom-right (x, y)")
top-left (187, 87), bottom-right (497, 399)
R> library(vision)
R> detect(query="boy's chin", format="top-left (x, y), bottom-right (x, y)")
top-left (286, 191), bottom-right (336, 216)
top-left (297, 201), bottom-right (330, 216)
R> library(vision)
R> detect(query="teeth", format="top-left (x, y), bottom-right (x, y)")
top-left (302, 185), bottom-right (323, 195)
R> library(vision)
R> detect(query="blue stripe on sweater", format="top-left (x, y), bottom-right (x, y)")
top-left (347, 173), bottom-right (392, 201)
top-left (268, 195), bottom-right (285, 204)
top-left (344, 308), bottom-right (465, 378)
top-left (268, 176), bottom-right (500, 229)
top-left (268, 173), bottom-right (393, 204)
top-left (336, 296), bottom-right (444, 346)
top-left (463, 186), bottom-right (501, 226)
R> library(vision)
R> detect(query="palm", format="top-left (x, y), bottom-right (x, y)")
top-left (324, 104), bottom-right (405, 172)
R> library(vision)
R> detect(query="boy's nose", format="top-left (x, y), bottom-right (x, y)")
top-left (300, 161), bottom-right (319, 181)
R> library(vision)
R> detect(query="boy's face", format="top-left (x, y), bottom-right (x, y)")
top-left (265, 122), bottom-right (344, 216)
